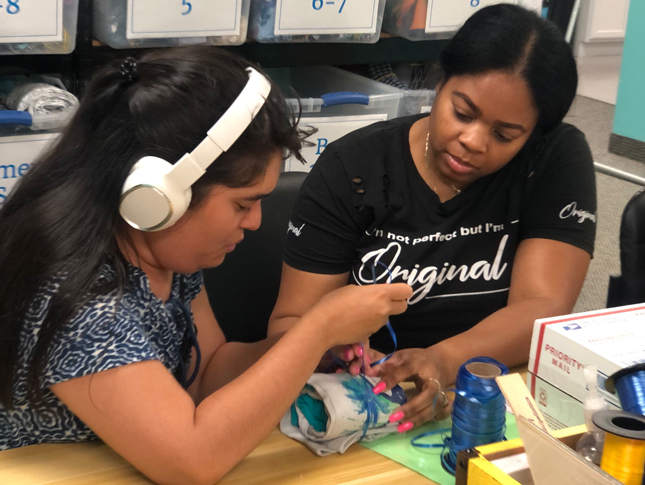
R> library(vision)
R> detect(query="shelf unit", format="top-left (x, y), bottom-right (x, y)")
top-left (1, 1), bottom-right (448, 95)
top-left (1, 1), bottom-right (571, 96)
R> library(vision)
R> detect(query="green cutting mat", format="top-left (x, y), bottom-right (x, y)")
top-left (361, 413), bottom-right (519, 485)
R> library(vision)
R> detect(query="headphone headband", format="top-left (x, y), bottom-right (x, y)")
top-left (169, 68), bottom-right (272, 190)
top-left (120, 67), bottom-right (272, 232)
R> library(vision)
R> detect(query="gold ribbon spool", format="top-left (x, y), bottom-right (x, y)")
top-left (593, 411), bottom-right (645, 485)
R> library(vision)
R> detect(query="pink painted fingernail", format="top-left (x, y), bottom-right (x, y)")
top-left (397, 422), bottom-right (413, 433)
top-left (335, 368), bottom-right (343, 374)
top-left (344, 349), bottom-right (353, 360)
top-left (356, 346), bottom-right (363, 357)
top-left (372, 382), bottom-right (386, 394)
top-left (389, 411), bottom-right (404, 423)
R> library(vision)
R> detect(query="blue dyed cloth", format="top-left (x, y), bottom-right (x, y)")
top-left (293, 385), bottom-right (328, 433)
top-left (0, 263), bottom-right (202, 450)
top-left (282, 373), bottom-right (407, 455)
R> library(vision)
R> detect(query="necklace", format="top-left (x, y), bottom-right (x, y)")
top-left (425, 132), bottom-right (462, 197)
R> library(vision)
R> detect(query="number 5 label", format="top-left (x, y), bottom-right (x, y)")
top-left (0, 0), bottom-right (63, 43)
top-left (127, 0), bottom-right (242, 39)
top-left (274, 0), bottom-right (380, 36)
top-left (425, 0), bottom-right (517, 34)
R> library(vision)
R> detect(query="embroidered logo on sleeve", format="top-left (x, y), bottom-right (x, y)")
top-left (288, 221), bottom-right (305, 237)
top-left (559, 202), bottom-right (597, 224)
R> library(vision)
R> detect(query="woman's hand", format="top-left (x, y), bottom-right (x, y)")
top-left (318, 341), bottom-right (386, 376)
top-left (304, 283), bottom-right (412, 350)
top-left (372, 348), bottom-right (453, 432)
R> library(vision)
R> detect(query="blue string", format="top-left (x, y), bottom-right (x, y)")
top-left (168, 298), bottom-right (202, 389)
top-left (341, 261), bottom-right (401, 439)
top-left (615, 370), bottom-right (645, 416)
top-left (411, 357), bottom-right (509, 475)
top-left (368, 261), bottom-right (397, 368)
top-left (315, 261), bottom-right (402, 439)
top-left (321, 261), bottom-right (398, 372)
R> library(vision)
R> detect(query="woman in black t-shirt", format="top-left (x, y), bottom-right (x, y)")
top-left (269, 5), bottom-right (596, 432)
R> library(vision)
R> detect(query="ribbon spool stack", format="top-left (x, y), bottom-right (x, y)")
top-left (443, 357), bottom-right (509, 473)
top-left (605, 363), bottom-right (645, 417)
top-left (592, 410), bottom-right (645, 485)
top-left (414, 357), bottom-right (507, 474)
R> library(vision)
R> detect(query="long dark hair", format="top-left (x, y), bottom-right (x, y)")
top-left (0, 47), bottom-right (308, 409)
top-left (439, 4), bottom-right (577, 134)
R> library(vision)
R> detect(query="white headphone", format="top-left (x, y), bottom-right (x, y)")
top-left (119, 67), bottom-right (272, 232)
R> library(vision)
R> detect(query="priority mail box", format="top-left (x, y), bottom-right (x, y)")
top-left (528, 303), bottom-right (645, 408)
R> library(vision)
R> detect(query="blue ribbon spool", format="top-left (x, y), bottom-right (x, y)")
top-left (412, 356), bottom-right (509, 475)
top-left (606, 364), bottom-right (645, 416)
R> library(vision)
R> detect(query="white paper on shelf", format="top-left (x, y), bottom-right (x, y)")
top-left (425, 0), bottom-right (518, 34)
top-left (127, 0), bottom-right (242, 39)
top-left (274, 0), bottom-right (380, 36)
top-left (0, 0), bottom-right (63, 43)
top-left (285, 114), bottom-right (387, 172)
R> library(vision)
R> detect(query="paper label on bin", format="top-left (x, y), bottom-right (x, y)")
top-left (0, 134), bottom-right (58, 206)
top-left (425, 0), bottom-right (518, 34)
top-left (0, 0), bottom-right (63, 43)
top-left (284, 114), bottom-right (387, 172)
top-left (274, 0), bottom-right (380, 36)
top-left (127, 0), bottom-right (242, 39)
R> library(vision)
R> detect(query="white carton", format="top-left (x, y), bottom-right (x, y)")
top-left (526, 372), bottom-right (619, 430)
top-left (528, 303), bottom-right (645, 408)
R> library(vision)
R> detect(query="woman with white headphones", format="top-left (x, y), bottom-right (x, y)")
top-left (0, 47), bottom-right (412, 484)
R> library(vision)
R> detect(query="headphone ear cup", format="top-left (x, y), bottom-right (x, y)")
top-left (120, 156), bottom-right (192, 231)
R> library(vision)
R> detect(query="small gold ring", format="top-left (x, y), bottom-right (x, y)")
top-left (426, 377), bottom-right (448, 409)
top-left (440, 391), bottom-right (449, 408)
top-left (427, 377), bottom-right (442, 391)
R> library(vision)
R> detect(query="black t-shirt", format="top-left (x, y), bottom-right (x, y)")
top-left (284, 115), bottom-right (597, 352)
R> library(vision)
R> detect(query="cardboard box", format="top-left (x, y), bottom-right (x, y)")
top-left (455, 425), bottom-right (587, 485)
top-left (528, 303), bottom-right (645, 408)
top-left (526, 372), bottom-right (619, 430)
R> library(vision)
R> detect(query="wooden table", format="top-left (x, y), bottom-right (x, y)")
top-left (1, 368), bottom-right (527, 484)
top-left (0, 426), bottom-right (434, 485)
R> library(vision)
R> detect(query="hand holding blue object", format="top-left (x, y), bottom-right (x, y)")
top-left (372, 348), bottom-right (452, 432)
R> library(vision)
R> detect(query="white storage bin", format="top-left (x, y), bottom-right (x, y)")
top-left (93, 0), bottom-right (250, 49)
top-left (382, 0), bottom-right (541, 41)
top-left (0, 76), bottom-right (78, 132)
top-left (267, 66), bottom-right (404, 171)
top-left (0, 133), bottom-right (58, 205)
top-left (0, 0), bottom-right (79, 55)
top-left (249, 0), bottom-right (386, 43)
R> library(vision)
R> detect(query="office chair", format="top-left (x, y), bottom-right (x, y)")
top-left (202, 171), bottom-right (308, 342)
top-left (607, 188), bottom-right (645, 307)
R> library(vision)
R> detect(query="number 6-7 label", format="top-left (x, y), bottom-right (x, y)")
top-left (127, 0), bottom-right (242, 39)
top-left (0, 0), bottom-right (63, 43)
top-left (425, 0), bottom-right (517, 33)
top-left (274, 0), bottom-right (380, 36)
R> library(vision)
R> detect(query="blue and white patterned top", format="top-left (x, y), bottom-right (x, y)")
top-left (0, 263), bottom-right (202, 450)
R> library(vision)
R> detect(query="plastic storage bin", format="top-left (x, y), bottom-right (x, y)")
top-left (0, 75), bottom-right (78, 132)
top-left (398, 89), bottom-right (434, 117)
top-left (0, 77), bottom-right (71, 204)
top-left (93, 0), bottom-right (250, 49)
top-left (267, 66), bottom-right (404, 171)
top-left (383, 0), bottom-right (541, 41)
top-left (249, 0), bottom-right (386, 43)
top-left (0, 0), bottom-right (79, 55)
